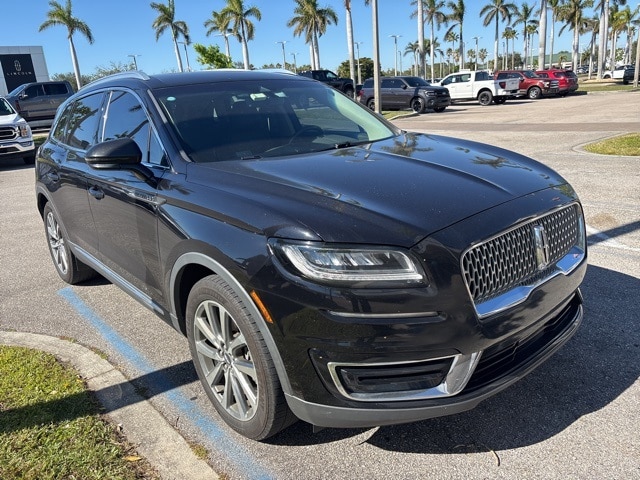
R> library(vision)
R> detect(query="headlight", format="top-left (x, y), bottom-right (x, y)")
top-left (271, 240), bottom-right (425, 286)
top-left (18, 124), bottom-right (31, 138)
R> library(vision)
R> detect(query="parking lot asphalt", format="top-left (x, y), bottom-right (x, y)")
top-left (1, 90), bottom-right (639, 480)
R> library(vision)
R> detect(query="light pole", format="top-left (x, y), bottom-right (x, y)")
top-left (128, 54), bottom-right (140, 70)
top-left (215, 31), bottom-right (233, 63)
top-left (291, 52), bottom-right (299, 73)
top-left (276, 41), bottom-right (288, 69)
top-left (178, 42), bottom-right (191, 72)
top-left (472, 36), bottom-right (481, 70)
top-left (389, 35), bottom-right (401, 75)
top-left (355, 42), bottom-right (363, 84)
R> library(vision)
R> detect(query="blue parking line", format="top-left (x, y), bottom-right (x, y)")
top-left (59, 286), bottom-right (274, 480)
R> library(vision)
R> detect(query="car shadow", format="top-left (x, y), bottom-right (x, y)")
top-left (270, 264), bottom-right (640, 448)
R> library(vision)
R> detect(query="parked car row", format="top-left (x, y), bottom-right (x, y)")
top-left (357, 69), bottom-right (581, 113)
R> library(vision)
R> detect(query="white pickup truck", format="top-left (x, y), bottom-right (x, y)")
top-left (434, 70), bottom-right (520, 106)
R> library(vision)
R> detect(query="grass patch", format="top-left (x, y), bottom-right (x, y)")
top-left (0, 346), bottom-right (158, 480)
top-left (583, 133), bottom-right (640, 156)
top-left (577, 81), bottom-right (638, 93)
top-left (33, 135), bottom-right (47, 148)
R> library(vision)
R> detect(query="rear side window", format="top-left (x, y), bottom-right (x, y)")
top-left (24, 85), bottom-right (44, 97)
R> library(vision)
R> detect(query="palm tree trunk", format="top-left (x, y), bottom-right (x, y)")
top-left (172, 36), bottom-right (184, 72)
top-left (538, 0), bottom-right (547, 70)
top-left (572, 19), bottom-right (580, 70)
top-left (346, 3), bottom-right (356, 94)
top-left (597, 0), bottom-right (609, 78)
top-left (430, 22), bottom-right (436, 81)
top-left (241, 22), bottom-right (250, 69)
top-left (418, 0), bottom-right (425, 77)
top-left (549, 12), bottom-right (556, 68)
top-left (68, 36), bottom-right (82, 89)
top-left (313, 31), bottom-right (321, 69)
top-left (494, 18), bottom-right (499, 71)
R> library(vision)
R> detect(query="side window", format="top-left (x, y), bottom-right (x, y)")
top-left (65, 93), bottom-right (105, 150)
top-left (381, 79), bottom-right (393, 89)
top-left (461, 74), bottom-right (471, 82)
top-left (44, 83), bottom-right (70, 95)
top-left (24, 85), bottom-right (43, 98)
top-left (103, 91), bottom-right (167, 167)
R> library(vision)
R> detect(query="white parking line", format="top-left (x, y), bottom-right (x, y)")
top-left (586, 225), bottom-right (640, 252)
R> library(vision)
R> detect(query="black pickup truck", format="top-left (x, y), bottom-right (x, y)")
top-left (298, 70), bottom-right (354, 97)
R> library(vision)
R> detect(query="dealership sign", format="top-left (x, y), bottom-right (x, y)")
top-left (1, 54), bottom-right (37, 92)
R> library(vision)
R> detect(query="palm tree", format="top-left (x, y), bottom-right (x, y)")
top-left (444, 30), bottom-right (459, 71)
top-left (344, 1), bottom-right (371, 95)
top-left (445, 0), bottom-right (466, 70)
top-left (558, 0), bottom-right (592, 70)
top-left (39, 0), bottom-right (93, 89)
top-left (480, 0), bottom-right (518, 71)
top-left (288, 0), bottom-right (338, 70)
top-left (204, 10), bottom-right (232, 61)
top-left (404, 40), bottom-right (421, 75)
top-left (513, 2), bottom-right (537, 69)
top-left (150, 0), bottom-right (190, 73)
top-left (413, 0), bottom-right (447, 82)
top-left (220, 0), bottom-right (261, 70)
top-left (526, 22), bottom-right (539, 66)
top-left (478, 47), bottom-right (489, 68)
top-left (503, 26), bottom-right (518, 68)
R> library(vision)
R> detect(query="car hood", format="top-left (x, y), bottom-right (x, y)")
top-left (0, 112), bottom-right (25, 126)
top-left (187, 132), bottom-right (568, 246)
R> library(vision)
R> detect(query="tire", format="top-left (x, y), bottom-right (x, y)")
top-left (43, 203), bottom-right (96, 284)
top-left (493, 97), bottom-right (507, 105)
top-left (366, 98), bottom-right (375, 110)
top-left (343, 86), bottom-right (354, 98)
top-left (527, 86), bottom-right (542, 99)
top-left (478, 90), bottom-right (493, 106)
top-left (411, 96), bottom-right (426, 113)
top-left (433, 106), bottom-right (446, 113)
top-left (186, 275), bottom-right (295, 440)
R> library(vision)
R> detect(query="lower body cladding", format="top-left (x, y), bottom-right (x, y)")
top-left (258, 194), bottom-right (587, 429)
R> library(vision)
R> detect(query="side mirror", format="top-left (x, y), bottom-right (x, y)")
top-left (86, 138), bottom-right (156, 185)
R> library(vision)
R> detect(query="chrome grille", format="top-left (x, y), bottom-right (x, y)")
top-left (0, 126), bottom-right (18, 141)
top-left (462, 204), bottom-right (582, 309)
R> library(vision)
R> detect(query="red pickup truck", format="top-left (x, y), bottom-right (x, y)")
top-left (494, 70), bottom-right (559, 99)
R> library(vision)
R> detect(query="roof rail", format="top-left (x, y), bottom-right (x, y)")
top-left (81, 71), bottom-right (151, 90)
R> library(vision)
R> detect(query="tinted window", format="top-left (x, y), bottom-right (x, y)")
top-left (65, 93), bottom-right (105, 150)
top-left (402, 77), bottom-right (430, 87)
top-left (44, 83), bottom-right (70, 95)
top-left (24, 85), bottom-right (43, 97)
top-left (103, 91), bottom-right (165, 166)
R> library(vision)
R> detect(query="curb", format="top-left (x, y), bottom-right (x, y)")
top-left (0, 331), bottom-right (219, 480)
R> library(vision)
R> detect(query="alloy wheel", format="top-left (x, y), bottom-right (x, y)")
top-left (46, 211), bottom-right (69, 275)
top-left (193, 299), bottom-right (258, 421)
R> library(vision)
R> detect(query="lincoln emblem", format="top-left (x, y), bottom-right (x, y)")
top-left (533, 224), bottom-right (551, 270)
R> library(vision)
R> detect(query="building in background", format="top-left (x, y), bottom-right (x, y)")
top-left (1, 46), bottom-right (50, 95)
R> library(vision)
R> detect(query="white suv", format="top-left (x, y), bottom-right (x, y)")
top-left (0, 96), bottom-right (35, 164)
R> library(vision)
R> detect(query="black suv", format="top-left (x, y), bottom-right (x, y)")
top-left (358, 76), bottom-right (451, 113)
top-left (298, 69), bottom-right (354, 97)
top-left (36, 70), bottom-right (586, 440)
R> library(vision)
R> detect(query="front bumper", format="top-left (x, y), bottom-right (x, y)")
top-left (286, 291), bottom-right (582, 428)
top-left (0, 139), bottom-right (35, 161)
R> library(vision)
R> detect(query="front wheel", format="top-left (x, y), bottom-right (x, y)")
top-left (411, 96), bottom-right (426, 113)
top-left (527, 86), bottom-right (542, 99)
top-left (186, 275), bottom-right (295, 440)
top-left (478, 90), bottom-right (493, 106)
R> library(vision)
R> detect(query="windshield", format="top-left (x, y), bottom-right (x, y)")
top-left (0, 98), bottom-right (16, 116)
top-left (402, 77), bottom-right (430, 87)
top-left (155, 78), bottom-right (396, 162)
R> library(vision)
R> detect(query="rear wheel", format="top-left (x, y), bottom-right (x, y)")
top-left (478, 90), bottom-right (493, 106)
top-left (186, 275), bottom-right (295, 440)
top-left (366, 98), bottom-right (376, 110)
top-left (43, 203), bottom-right (96, 284)
top-left (343, 86), bottom-right (354, 98)
top-left (411, 97), bottom-right (426, 113)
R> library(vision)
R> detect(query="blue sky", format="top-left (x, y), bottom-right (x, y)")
top-left (2, 0), bottom-right (584, 77)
